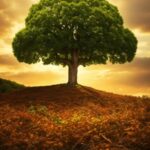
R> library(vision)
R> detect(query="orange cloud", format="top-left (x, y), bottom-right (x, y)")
top-left (0, 0), bottom-right (36, 40)
top-left (0, 71), bottom-right (65, 86)
top-left (109, 0), bottom-right (150, 32)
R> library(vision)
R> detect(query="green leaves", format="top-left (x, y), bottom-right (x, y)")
top-left (12, 0), bottom-right (137, 66)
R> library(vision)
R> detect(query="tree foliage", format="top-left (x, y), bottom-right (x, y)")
top-left (12, 0), bottom-right (137, 67)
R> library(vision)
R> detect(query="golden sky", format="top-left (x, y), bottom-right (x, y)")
top-left (0, 0), bottom-right (150, 96)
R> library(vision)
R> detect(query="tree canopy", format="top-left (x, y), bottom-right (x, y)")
top-left (12, 0), bottom-right (137, 85)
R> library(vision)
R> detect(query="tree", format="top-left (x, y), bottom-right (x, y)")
top-left (12, 0), bottom-right (137, 86)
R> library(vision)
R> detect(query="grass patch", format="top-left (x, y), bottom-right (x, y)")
top-left (0, 78), bottom-right (24, 93)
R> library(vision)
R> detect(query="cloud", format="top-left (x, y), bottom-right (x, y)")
top-left (114, 58), bottom-right (150, 85)
top-left (0, 71), bottom-right (65, 86)
top-left (112, 58), bottom-right (150, 87)
top-left (0, 54), bottom-right (66, 86)
top-left (0, 0), bottom-right (36, 38)
top-left (79, 57), bottom-right (150, 95)
top-left (123, 0), bottom-right (150, 32)
top-left (123, 72), bottom-right (150, 87)
top-left (109, 0), bottom-right (150, 32)
top-left (0, 0), bottom-right (39, 55)
top-left (0, 13), bottom-right (12, 36)
top-left (111, 57), bottom-right (150, 72)
top-left (0, 54), bottom-right (30, 72)
top-left (84, 57), bottom-right (150, 73)
top-left (0, 54), bottom-right (20, 66)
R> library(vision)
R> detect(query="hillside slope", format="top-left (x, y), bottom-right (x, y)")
top-left (0, 78), bottom-right (24, 93)
top-left (0, 84), bottom-right (149, 150)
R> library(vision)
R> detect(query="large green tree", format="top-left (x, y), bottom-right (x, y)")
top-left (12, 0), bottom-right (137, 86)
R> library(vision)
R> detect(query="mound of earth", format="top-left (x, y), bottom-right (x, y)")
top-left (0, 78), bottom-right (24, 93)
top-left (0, 84), bottom-right (149, 150)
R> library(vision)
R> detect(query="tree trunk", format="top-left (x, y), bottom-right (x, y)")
top-left (68, 50), bottom-right (78, 86)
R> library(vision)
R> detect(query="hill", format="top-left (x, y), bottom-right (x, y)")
top-left (0, 78), bottom-right (25, 93)
top-left (0, 84), bottom-right (149, 150)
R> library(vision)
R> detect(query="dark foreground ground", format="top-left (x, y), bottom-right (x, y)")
top-left (0, 84), bottom-right (150, 150)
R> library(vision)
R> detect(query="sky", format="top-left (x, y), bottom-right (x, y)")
top-left (0, 0), bottom-right (150, 96)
